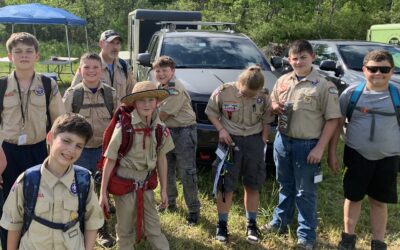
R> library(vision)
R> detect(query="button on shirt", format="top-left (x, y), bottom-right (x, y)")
top-left (0, 158), bottom-right (104, 250)
top-left (271, 69), bottom-right (341, 139)
top-left (71, 57), bottom-right (135, 104)
top-left (157, 77), bottom-right (196, 128)
top-left (205, 82), bottom-right (274, 136)
top-left (0, 72), bottom-right (66, 144)
top-left (104, 110), bottom-right (175, 181)
top-left (63, 82), bottom-right (117, 148)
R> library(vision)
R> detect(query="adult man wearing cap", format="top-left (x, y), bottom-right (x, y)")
top-left (71, 30), bottom-right (135, 104)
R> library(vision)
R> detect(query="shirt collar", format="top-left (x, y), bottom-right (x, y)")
top-left (288, 68), bottom-right (319, 85)
top-left (40, 157), bottom-right (75, 189)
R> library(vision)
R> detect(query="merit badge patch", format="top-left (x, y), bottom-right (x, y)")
top-left (163, 127), bottom-right (170, 137)
top-left (70, 182), bottom-right (78, 196)
top-left (223, 103), bottom-right (239, 112)
top-left (34, 87), bottom-right (45, 96)
top-left (328, 87), bottom-right (339, 94)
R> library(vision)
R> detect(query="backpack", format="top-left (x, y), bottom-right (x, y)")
top-left (21, 165), bottom-right (91, 236)
top-left (346, 82), bottom-right (400, 126)
top-left (71, 83), bottom-right (114, 117)
top-left (0, 75), bottom-right (52, 132)
top-left (119, 58), bottom-right (128, 79)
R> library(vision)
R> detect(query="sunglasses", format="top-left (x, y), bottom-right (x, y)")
top-left (365, 66), bottom-right (392, 74)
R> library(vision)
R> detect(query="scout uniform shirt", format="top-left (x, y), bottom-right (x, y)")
top-left (0, 72), bottom-right (65, 145)
top-left (0, 158), bottom-right (104, 250)
top-left (104, 109), bottom-right (175, 181)
top-left (205, 82), bottom-right (274, 136)
top-left (271, 68), bottom-right (341, 139)
top-left (71, 57), bottom-right (135, 104)
top-left (63, 82), bottom-right (117, 148)
top-left (157, 77), bottom-right (196, 128)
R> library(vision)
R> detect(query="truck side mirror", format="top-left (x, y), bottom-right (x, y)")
top-left (319, 60), bottom-right (337, 72)
top-left (270, 56), bottom-right (283, 69)
top-left (137, 53), bottom-right (151, 67)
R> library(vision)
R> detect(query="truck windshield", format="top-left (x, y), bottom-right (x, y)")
top-left (160, 36), bottom-right (271, 70)
top-left (338, 44), bottom-right (400, 73)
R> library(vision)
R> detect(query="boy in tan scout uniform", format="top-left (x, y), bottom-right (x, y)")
top-left (0, 32), bottom-right (65, 249)
top-left (264, 40), bottom-right (341, 250)
top-left (205, 66), bottom-right (274, 244)
top-left (63, 53), bottom-right (117, 173)
top-left (0, 113), bottom-right (104, 250)
top-left (153, 56), bottom-right (201, 225)
top-left (99, 81), bottom-right (174, 250)
top-left (71, 30), bottom-right (135, 105)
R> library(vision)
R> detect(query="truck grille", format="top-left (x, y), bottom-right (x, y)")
top-left (192, 101), bottom-right (210, 124)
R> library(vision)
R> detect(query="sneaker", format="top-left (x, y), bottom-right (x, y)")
top-left (371, 240), bottom-right (387, 250)
top-left (246, 219), bottom-right (261, 244)
top-left (186, 212), bottom-right (199, 226)
top-left (97, 226), bottom-right (116, 248)
top-left (215, 220), bottom-right (228, 243)
top-left (338, 232), bottom-right (356, 250)
top-left (296, 241), bottom-right (315, 250)
top-left (261, 223), bottom-right (288, 235)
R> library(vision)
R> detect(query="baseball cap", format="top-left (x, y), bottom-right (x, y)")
top-left (100, 30), bottom-right (122, 42)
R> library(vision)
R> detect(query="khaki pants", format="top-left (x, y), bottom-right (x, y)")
top-left (115, 190), bottom-right (169, 250)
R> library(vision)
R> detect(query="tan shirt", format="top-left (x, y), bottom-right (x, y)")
top-left (271, 69), bottom-right (341, 139)
top-left (104, 110), bottom-right (175, 181)
top-left (71, 57), bottom-right (135, 104)
top-left (0, 159), bottom-right (104, 250)
top-left (157, 77), bottom-right (196, 127)
top-left (63, 82), bottom-right (117, 148)
top-left (0, 72), bottom-right (66, 144)
top-left (205, 82), bottom-right (274, 136)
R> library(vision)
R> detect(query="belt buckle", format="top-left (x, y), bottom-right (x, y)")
top-left (136, 180), bottom-right (144, 190)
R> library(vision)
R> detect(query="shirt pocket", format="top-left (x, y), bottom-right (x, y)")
top-left (78, 107), bottom-right (91, 119)
top-left (62, 199), bottom-right (84, 249)
top-left (250, 103), bottom-right (264, 124)
top-left (30, 93), bottom-right (47, 121)
top-left (30, 199), bottom-right (51, 234)
top-left (297, 90), bottom-right (318, 111)
top-left (3, 94), bottom-right (19, 108)
top-left (63, 198), bottom-right (79, 223)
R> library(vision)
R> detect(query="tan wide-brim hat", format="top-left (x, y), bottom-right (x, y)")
top-left (120, 81), bottom-right (169, 105)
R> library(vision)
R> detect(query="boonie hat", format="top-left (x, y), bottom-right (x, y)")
top-left (121, 81), bottom-right (169, 105)
top-left (100, 30), bottom-right (121, 42)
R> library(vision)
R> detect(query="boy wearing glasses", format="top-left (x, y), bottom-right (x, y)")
top-left (328, 50), bottom-right (399, 250)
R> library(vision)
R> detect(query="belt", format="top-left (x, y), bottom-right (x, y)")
top-left (170, 124), bottom-right (196, 131)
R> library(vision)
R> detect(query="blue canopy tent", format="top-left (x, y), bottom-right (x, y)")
top-left (0, 3), bottom-right (88, 75)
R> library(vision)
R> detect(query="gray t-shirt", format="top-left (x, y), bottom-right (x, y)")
top-left (340, 84), bottom-right (400, 160)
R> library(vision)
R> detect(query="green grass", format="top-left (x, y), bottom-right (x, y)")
top-left (94, 141), bottom-right (400, 250)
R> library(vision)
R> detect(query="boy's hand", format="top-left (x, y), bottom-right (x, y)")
top-left (327, 153), bottom-right (340, 173)
top-left (219, 128), bottom-right (233, 145)
top-left (307, 145), bottom-right (324, 165)
top-left (0, 175), bottom-right (3, 189)
top-left (272, 101), bottom-right (286, 115)
top-left (99, 194), bottom-right (110, 219)
top-left (160, 189), bottom-right (168, 209)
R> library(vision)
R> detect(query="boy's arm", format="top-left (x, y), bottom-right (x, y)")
top-left (157, 154), bottom-right (168, 208)
top-left (327, 117), bottom-right (346, 172)
top-left (84, 229), bottom-right (97, 250)
top-left (0, 146), bottom-right (7, 186)
top-left (208, 115), bottom-right (233, 146)
top-left (7, 230), bottom-right (21, 250)
top-left (307, 118), bottom-right (339, 165)
top-left (99, 158), bottom-right (116, 215)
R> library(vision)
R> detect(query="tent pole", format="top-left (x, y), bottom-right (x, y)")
top-left (65, 25), bottom-right (73, 76)
top-left (11, 24), bottom-right (14, 33)
top-left (85, 26), bottom-right (89, 52)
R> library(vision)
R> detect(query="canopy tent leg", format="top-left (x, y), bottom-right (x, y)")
top-left (85, 26), bottom-right (89, 52)
top-left (64, 25), bottom-right (73, 76)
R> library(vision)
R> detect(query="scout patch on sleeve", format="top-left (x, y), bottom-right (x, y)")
top-left (222, 103), bottom-right (240, 111)
top-left (328, 87), bottom-right (339, 94)
top-left (256, 96), bottom-right (264, 104)
top-left (278, 83), bottom-right (288, 93)
top-left (70, 182), bottom-right (78, 196)
top-left (34, 87), bottom-right (45, 96)
top-left (168, 82), bottom-right (175, 87)
top-left (168, 87), bottom-right (179, 95)
top-left (163, 127), bottom-right (170, 137)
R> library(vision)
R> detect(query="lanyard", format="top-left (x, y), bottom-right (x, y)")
top-left (14, 71), bottom-right (34, 129)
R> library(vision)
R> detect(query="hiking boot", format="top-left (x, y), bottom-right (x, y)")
top-left (338, 232), bottom-right (356, 250)
top-left (97, 225), bottom-right (116, 248)
top-left (246, 219), bottom-right (261, 244)
top-left (261, 223), bottom-right (288, 235)
top-left (215, 220), bottom-right (228, 243)
top-left (371, 240), bottom-right (387, 250)
top-left (186, 212), bottom-right (199, 226)
top-left (296, 241), bottom-right (315, 250)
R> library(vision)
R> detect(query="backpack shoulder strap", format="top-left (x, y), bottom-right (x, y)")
top-left (155, 124), bottom-right (166, 151)
top-left (41, 75), bottom-right (52, 132)
top-left (0, 76), bottom-right (8, 124)
top-left (71, 84), bottom-right (85, 114)
top-left (388, 83), bottom-right (400, 126)
top-left (22, 165), bottom-right (42, 236)
top-left (346, 82), bottom-right (365, 122)
top-left (73, 165), bottom-right (91, 234)
top-left (119, 58), bottom-right (128, 79)
top-left (100, 84), bottom-right (114, 117)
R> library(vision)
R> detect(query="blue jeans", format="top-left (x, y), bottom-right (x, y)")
top-left (74, 147), bottom-right (102, 174)
top-left (270, 132), bottom-right (319, 244)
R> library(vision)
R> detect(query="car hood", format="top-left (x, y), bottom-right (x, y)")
top-left (344, 69), bottom-right (400, 86)
top-left (172, 69), bottom-right (277, 95)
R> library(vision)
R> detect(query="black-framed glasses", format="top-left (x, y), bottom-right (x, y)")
top-left (365, 66), bottom-right (392, 74)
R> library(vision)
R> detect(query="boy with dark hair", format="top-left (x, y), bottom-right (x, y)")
top-left (153, 56), bottom-right (201, 225)
top-left (99, 81), bottom-right (174, 249)
top-left (0, 113), bottom-right (104, 250)
top-left (329, 50), bottom-right (399, 250)
top-left (205, 65), bottom-right (274, 244)
top-left (264, 40), bottom-right (341, 249)
top-left (0, 32), bottom-right (65, 249)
